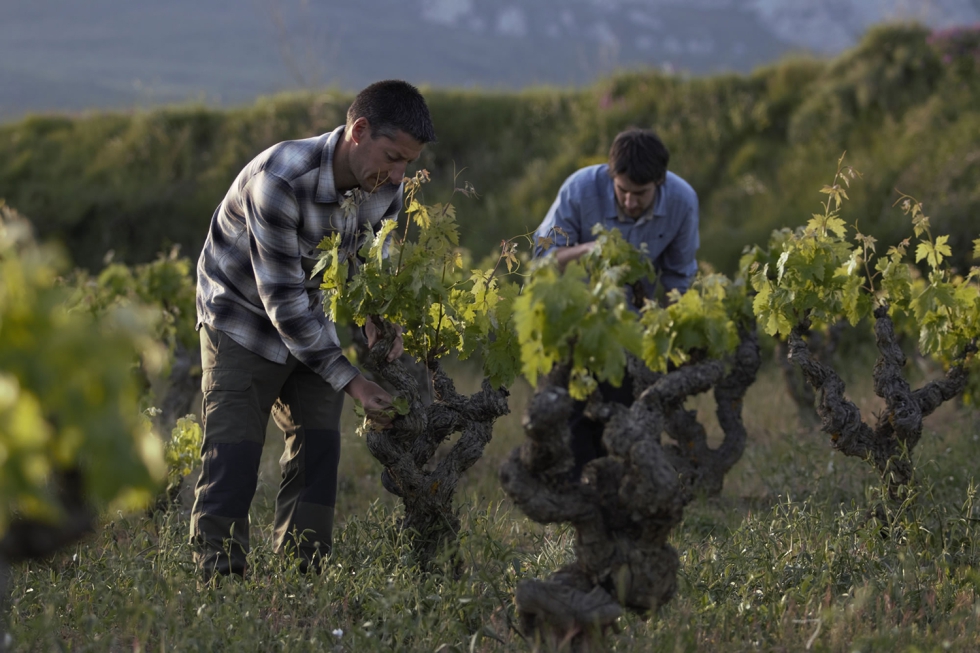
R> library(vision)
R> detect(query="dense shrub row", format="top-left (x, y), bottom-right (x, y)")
top-left (1, 25), bottom-right (977, 275)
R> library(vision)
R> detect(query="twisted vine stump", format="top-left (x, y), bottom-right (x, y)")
top-left (361, 322), bottom-right (510, 566)
top-left (661, 327), bottom-right (762, 496)
top-left (775, 322), bottom-right (845, 427)
top-left (149, 343), bottom-right (203, 513)
top-left (788, 306), bottom-right (976, 500)
top-left (500, 360), bottom-right (726, 650)
top-left (348, 323), bottom-right (433, 405)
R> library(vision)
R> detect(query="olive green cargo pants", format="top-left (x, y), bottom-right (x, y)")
top-left (189, 324), bottom-right (344, 578)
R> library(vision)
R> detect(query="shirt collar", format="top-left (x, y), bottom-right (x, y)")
top-left (616, 200), bottom-right (656, 227)
top-left (315, 126), bottom-right (346, 204)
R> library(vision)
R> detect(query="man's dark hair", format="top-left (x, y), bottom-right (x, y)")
top-left (347, 80), bottom-right (436, 144)
top-left (608, 128), bottom-right (670, 185)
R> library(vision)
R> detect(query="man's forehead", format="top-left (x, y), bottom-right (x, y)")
top-left (612, 174), bottom-right (657, 191)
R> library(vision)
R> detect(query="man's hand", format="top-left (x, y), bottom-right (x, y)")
top-left (553, 242), bottom-right (597, 271)
top-left (365, 319), bottom-right (404, 362)
top-left (344, 374), bottom-right (394, 427)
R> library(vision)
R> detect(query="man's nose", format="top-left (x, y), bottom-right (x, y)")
top-left (388, 164), bottom-right (407, 185)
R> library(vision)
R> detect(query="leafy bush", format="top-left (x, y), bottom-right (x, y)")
top-left (0, 202), bottom-right (165, 535)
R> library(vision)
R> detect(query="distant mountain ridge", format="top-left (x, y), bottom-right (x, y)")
top-left (419, 0), bottom-right (979, 54)
top-left (2, 0), bottom-right (977, 121)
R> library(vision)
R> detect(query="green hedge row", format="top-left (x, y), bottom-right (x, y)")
top-left (1, 24), bottom-right (977, 274)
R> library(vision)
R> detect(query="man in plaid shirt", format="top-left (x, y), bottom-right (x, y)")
top-left (191, 80), bottom-right (435, 579)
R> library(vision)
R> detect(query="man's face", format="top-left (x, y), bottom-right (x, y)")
top-left (348, 118), bottom-right (424, 192)
top-left (612, 174), bottom-right (659, 219)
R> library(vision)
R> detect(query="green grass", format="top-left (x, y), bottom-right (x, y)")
top-left (6, 360), bottom-right (980, 652)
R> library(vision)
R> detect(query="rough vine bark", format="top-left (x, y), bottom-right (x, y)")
top-left (147, 343), bottom-right (202, 513)
top-left (788, 306), bottom-right (976, 499)
top-left (500, 359), bottom-right (726, 649)
top-left (348, 323), bottom-right (433, 406)
top-left (360, 320), bottom-right (510, 566)
top-left (775, 322), bottom-right (844, 427)
top-left (661, 326), bottom-right (762, 496)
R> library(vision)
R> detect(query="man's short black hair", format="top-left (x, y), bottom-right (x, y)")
top-left (347, 80), bottom-right (436, 145)
top-left (608, 128), bottom-right (670, 185)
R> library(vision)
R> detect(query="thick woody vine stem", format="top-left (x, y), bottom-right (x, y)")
top-left (360, 319), bottom-right (510, 566)
top-left (500, 357), bottom-right (727, 649)
top-left (775, 322), bottom-right (845, 426)
top-left (788, 306), bottom-right (976, 499)
top-left (347, 324), bottom-right (433, 405)
top-left (661, 326), bottom-right (762, 496)
top-left (148, 344), bottom-right (203, 513)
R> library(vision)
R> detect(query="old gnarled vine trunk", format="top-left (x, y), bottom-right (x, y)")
top-left (360, 321), bottom-right (510, 566)
top-left (155, 343), bottom-right (202, 438)
top-left (789, 306), bottom-right (976, 500)
top-left (151, 343), bottom-right (203, 513)
top-left (661, 327), bottom-right (761, 496)
top-left (499, 325), bottom-right (759, 648)
top-left (776, 322), bottom-right (845, 427)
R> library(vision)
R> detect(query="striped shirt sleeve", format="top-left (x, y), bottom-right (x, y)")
top-left (243, 170), bottom-right (358, 390)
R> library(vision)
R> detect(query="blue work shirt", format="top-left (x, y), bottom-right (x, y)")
top-left (533, 164), bottom-right (699, 298)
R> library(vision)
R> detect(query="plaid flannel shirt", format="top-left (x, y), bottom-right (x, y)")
top-left (196, 126), bottom-right (402, 390)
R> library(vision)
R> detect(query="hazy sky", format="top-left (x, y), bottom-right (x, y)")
top-left (2, 0), bottom-right (977, 121)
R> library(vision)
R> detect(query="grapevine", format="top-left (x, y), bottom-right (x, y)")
top-left (749, 155), bottom-right (980, 498)
top-left (502, 224), bottom-right (760, 645)
top-left (0, 201), bottom-right (165, 573)
top-left (63, 248), bottom-right (200, 434)
top-left (316, 170), bottom-right (519, 565)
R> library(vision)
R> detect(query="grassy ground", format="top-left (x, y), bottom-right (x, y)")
top-left (6, 358), bottom-right (980, 652)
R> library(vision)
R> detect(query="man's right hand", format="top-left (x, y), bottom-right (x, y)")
top-left (344, 374), bottom-right (395, 427)
top-left (553, 241), bottom-right (597, 271)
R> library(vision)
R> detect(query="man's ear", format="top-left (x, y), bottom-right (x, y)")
top-left (350, 117), bottom-right (371, 144)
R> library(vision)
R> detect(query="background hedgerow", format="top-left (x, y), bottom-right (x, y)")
top-left (1, 25), bottom-right (978, 279)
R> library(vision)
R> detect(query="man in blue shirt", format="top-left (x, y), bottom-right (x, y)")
top-left (534, 127), bottom-right (699, 300)
top-left (533, 127), bottom-right (700, 473)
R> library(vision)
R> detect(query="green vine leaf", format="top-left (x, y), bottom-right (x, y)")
top-left (391, 396), bottom-right (411, 416)
top-left (916, 236), bottom-right (951, 270)
top-left (316, 170), bottom-right (523, 388)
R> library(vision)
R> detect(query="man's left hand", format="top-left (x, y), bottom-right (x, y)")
top-left (365, 319), bottom-right (404, 362)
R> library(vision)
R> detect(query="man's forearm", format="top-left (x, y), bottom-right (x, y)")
top-left (552, 242), bottom-right (595, 271)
